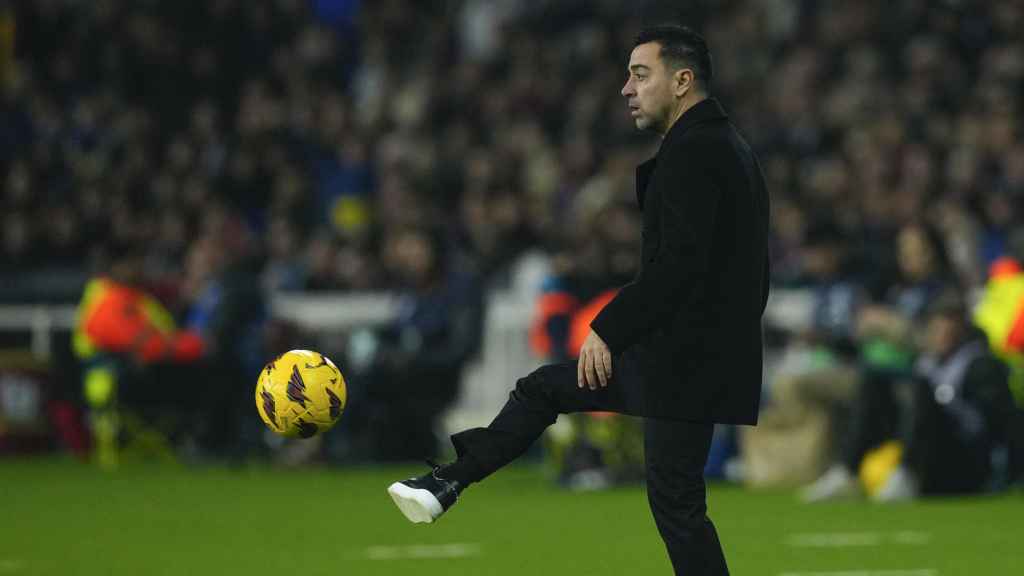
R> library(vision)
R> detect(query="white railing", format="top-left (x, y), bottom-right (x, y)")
top-left (0, 295), bottom-right (396, 359)
top-left (0, 305), bottom-right (78, 359)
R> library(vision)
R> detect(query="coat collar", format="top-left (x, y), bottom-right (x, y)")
top-left (634, 98), bottom-right (728, 209)
top-left (661, 97), bottom-right (728, 149)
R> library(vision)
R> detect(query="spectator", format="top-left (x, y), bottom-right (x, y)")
top-left (180, 223), bottom-right (267, 458)
top-left (745, 219), bottom-right (864, 485)
top-left (5, 0), bottom-right (1021, 302)
top-left (347, 226), bottom-right (484, 460)
top-left (855, 221), bottom-right (954, 377)
top-left (803, 291), bottom-right (1013, 502)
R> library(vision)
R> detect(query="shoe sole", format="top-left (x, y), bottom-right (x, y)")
top-left (387, 482), bottom-right (443, 524)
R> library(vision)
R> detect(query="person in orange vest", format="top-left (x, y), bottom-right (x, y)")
top-left (73, 243), bottom-right (205, 467)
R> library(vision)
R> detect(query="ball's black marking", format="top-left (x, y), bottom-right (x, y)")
top-left (296, 419), bottom-right (318, 439)
top-left (287, 364), bottom-right (309, 407)
top-left (265, 352), bottom-right (286, 375)
top-left (260, 389), bottom-right (278, 427)
top-left (325, 387), bottom-right (343, 420)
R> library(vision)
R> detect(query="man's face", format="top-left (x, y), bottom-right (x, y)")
top-left (924, 314), bottom-right (961, 356)
top-left (898, 225), bottom-right (936, 281)
top-left (387, 231), bottom-right (436, 287)
top-left (802, 244), bottom-right (840, 280)
top-left (622, 42), bottom-right (680, 134)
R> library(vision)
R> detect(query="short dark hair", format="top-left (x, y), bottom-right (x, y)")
top-left (634, 24), bottom-right (713, 90)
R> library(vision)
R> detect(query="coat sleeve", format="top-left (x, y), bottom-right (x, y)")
top-left (590, 139), bottom-right (720, 355)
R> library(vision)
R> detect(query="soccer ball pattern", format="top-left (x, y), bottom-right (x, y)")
top-left (255, 349), bottom-right (347, 438)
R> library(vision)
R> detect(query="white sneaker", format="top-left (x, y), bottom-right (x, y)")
top-left (387, 462), bottom-right (464, 524)
top-left (801, 465), bottom-right (859, 503)
top-left (873, 466), bottom-right (918, 502)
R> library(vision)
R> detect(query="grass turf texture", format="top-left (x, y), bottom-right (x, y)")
top-left (1, 459), bottom-right (1020, 575)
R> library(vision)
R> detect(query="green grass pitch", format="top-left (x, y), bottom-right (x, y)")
top-left (1, 459), bottom-right (1020, 575)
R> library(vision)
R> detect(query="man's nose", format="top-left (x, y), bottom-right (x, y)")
top-left (621, 80), bottom-right (633, 98)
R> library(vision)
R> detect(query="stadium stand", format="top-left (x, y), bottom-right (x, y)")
top-left (2, 0), bottom-right (1022, 483)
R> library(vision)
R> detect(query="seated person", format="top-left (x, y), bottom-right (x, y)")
top-left (803, 291), bottom-right (1013, 501)
top-left (347, 226), bottom-right (484, 461)
top-left (767, 218), bottom-right (862, 420)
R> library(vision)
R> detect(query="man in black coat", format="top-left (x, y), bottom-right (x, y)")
top-left (388, 24), bottom-right (770, 575)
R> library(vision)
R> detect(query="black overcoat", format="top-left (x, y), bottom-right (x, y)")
top-left (591, 98), bottom-right (770, 425)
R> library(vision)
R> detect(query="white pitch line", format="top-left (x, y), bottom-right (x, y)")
top-left (365, 543), bottom-right (482, 560)
top-left (787, 533), bottom-right (882, 547)
top-left (891, 531), bottom-right (931, 545)
top-left (786, 532), bottom-right (931, 548)
top-left (778, 565), bottom-right (937, 569)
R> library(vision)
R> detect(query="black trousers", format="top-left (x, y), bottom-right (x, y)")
top-left (450, 358), bottom-right (730, 575)
top-left (841, 368), bottom-right (990, 494)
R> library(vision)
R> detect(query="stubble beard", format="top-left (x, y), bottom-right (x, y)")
top-left (633, 108), bottom-right (654, 132)
top-left (634, 113), bottom-right (664, 135)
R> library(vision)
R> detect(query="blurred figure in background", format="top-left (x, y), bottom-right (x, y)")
top-left (347, 226), bottom-right (483, 460)
top-left (973, 227), bottom-right (1024, 483)
top-left (531, 200), bottom-right (646, 489)
top-left (72, 243), bottom-right (205, 468)
top-left (803, 220), bottom-right (957, 500)
top-left (770, 218), bottom-right (863, 408)
top-left (743, 218), bottom-right (863, 486)
top-left (805, 292), bottom-right (1012, 502)
top-left (180, 213), bottom-right (267, 459)
top-left (531, 200), bottom-right (641, 365)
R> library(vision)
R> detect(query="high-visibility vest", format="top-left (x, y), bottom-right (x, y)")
top-left (73, 277), bottom-right (204, 364)
top-left (973, 257), bottom-right (1024, 405)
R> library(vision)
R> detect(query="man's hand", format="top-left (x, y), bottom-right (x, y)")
top-left (578, 329), bottom-right (613, 390)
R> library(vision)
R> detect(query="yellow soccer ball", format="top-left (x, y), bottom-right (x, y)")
top-left (255, 350), bottom-right (347, 438)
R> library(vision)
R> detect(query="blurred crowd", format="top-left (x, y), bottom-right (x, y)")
top-left (3, 0), bottom-right (1021, 299)
top-left (2, 0), bottom-right (1023, 482)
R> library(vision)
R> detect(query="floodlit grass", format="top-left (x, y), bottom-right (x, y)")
top-left (1, 459), bottom-right (1020, 575)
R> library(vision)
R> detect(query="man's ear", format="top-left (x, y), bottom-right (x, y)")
top-left (675, 69), bottom-right (693, 97)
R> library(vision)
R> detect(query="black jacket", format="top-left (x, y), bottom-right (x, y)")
top-left (591, 98), bottom-right (770, 425)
